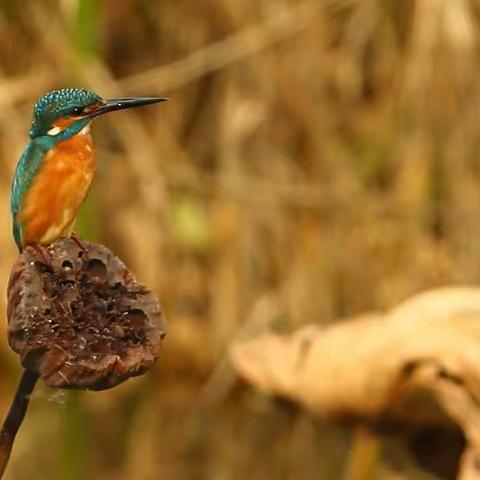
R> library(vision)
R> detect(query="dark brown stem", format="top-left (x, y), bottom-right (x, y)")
top-left (0, 370), bottom-right (39, 479)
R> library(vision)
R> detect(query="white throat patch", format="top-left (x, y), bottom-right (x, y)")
top-left (79, 124), bottom-right (91, 135)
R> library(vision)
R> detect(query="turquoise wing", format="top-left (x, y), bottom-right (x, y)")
top-left (11, 139), bottom-right (49, 250)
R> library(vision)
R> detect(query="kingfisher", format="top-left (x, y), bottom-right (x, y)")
top-left (11, 88), bottom-right (167, 251)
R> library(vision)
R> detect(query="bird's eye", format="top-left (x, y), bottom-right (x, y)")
top-left (71, 106), bottom-right (84, 115)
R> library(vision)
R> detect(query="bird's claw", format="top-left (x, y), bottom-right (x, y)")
top-left (70, 233), bottom-right (88, 253)
top-left (30, 243), bottom-right (51, 266)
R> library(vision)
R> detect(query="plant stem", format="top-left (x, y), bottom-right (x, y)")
top-left (343, 424), bottom-right (381, 480)
top-left (0, 369), bottom-right (39, 479)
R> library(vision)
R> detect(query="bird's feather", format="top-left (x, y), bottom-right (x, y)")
top-left (11, 138), bottom-right (52, 250)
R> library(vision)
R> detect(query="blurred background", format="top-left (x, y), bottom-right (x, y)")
top-left (0, 0), bottom-right (478, 478)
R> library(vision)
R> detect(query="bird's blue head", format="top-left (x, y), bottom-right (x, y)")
top-left (29, 88), bottom-right (168, 139)
top-left (30, 88), bottom-right (102, 138)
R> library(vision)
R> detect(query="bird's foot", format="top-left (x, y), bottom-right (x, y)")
top-left (30, 243), bottom-right (51, 266)
top-left (70, 233), bottom-right (88, 253)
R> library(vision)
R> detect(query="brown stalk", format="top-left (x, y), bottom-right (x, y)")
top-left (0, 369), bottom-right (39, 479)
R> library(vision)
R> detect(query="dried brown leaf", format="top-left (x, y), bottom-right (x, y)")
top-left (230, 286), bottom-right (480, 430)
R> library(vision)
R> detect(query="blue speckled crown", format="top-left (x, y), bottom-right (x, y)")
top-left (30, 88), bottom-right (101, 138)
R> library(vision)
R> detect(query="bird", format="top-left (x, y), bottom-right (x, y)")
top-left (10, 88), bottom-right (167, 251)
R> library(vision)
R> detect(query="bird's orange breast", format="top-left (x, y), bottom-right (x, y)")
top-left (18, 131), bottom-right (95, 246)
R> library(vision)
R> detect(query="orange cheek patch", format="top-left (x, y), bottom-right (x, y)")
top-left (53, 103), bottom-right (104, 128)
top-left (83, 102), bottom-right (103, 114)
top-left (53, 117), bottom-right (77, 128)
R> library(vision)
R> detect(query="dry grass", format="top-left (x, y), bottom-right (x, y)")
top-left (0, 0), bottom-right (479, 478)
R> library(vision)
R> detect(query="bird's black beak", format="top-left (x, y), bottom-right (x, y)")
top-left (89, 97), bottom-right (168, 117)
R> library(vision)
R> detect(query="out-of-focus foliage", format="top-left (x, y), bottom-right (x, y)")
top-left (0, 0), bottom-right (479, 478)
